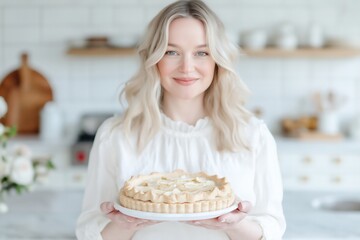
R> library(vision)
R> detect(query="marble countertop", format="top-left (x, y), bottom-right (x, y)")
top-left (1, 190), bottom-right (360, 239)
top-left (283, 191), bottom-right (360, 239)
top-left (0, 190), bottom-right (81, 240)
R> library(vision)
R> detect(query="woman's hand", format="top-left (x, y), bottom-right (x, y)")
top-left (100, 202), bottom-right (160, 240)
top-left (187, 201), bottom-right (251, 230)
top-left (101, 202), bottom-right (160, 230)
top-left (187, 201), bottom-right (263, 240)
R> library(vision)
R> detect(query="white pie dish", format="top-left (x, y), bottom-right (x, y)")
top-left (114, 201), bottom-right (239, 221)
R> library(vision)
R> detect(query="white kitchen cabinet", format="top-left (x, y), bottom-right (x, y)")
top-left (277, 138), bottom-right (360, 191)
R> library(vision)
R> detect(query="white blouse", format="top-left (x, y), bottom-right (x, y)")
top-left (76, 114), bottom-right (286, 240)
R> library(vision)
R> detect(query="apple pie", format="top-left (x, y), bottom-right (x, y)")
top-left (119, 169), bottom-right (235, 213)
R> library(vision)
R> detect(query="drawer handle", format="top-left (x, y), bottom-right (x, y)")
top-left (73, 174), bottom-right (83, 182)
top-left (332, 176), bottom-right (342, 183)
top-left (332, 157), bottom-right (342, 165)
top-left (299, 175), bottom-right (310, 183)
top-left (302, 157), bottom-right (313, 164)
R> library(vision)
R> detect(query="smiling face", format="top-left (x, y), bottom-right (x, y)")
top-left (157, 17), bottom-right (216, 103)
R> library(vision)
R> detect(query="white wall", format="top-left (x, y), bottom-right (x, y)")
top-left (1, 0), bottom-right (360, 135)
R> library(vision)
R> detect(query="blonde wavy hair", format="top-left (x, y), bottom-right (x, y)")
top-left (120, 0), bottom-right (253, 152)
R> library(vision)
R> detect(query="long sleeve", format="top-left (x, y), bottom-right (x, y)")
top-left (76, 118), bottom-right (119, 240)
top-left (247, 122), bottom-right (286, 239)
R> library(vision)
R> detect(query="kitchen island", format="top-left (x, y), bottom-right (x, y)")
top-left (0, 190), bottom-right (359, 239)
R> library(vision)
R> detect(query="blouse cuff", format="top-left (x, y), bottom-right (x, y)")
top-left (98, 217), bottom-right (112, 233)
top-left (82, 218), bottom-right (111, 240)
top-left (246, 216), bottom-right (266, 240)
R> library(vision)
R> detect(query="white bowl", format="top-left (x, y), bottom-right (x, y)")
top-left (275, 34), bottom-right (298, 50)
top-left (241, 30), bottom-right (267, 50)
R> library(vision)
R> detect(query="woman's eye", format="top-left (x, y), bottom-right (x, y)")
top-left (165, 50), bottom-right (178, 56)
top-left (195, 51), bottom-right (208, 57)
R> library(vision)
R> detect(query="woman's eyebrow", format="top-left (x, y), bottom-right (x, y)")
top-left (167, 43), bottom-right (208, 48)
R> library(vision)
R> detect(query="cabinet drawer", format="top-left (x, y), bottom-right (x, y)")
top-left (279, 154), bottom-right (360, 175)
top-left (282, 173), bottom-right (360, 190)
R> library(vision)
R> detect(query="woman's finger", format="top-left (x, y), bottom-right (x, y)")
top-left (100, 202), bottom-right (136, 223)
top-left (217, 201), bottom-right (252, 223)
top-left (237, 201), bottom-right (251, 213)
top-left (218, 211), bottom-right (247, 224)
top-left (100, 202), bottom-right (161, 229)
top-left (100, 202), bottom-right (115, 214)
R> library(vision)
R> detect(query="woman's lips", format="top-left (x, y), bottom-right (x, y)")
top-left (173, 78), bottom-right (198, 86)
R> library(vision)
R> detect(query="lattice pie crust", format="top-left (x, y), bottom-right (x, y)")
top-left (119, 169), bottom-right (235, 213)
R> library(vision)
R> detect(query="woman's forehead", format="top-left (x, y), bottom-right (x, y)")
top-left (167, 17), bottom-right (207, 46)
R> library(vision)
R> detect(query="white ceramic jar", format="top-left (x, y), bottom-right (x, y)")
top-left (40, 101), bottom-right (63, 142)
top-left (318, 111), bottom-right (340, 135)
top-left (307, 24), bottom-right (324, 48)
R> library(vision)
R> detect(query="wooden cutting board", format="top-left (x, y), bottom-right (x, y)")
top-left (0, 53), bottom-right (53, 134)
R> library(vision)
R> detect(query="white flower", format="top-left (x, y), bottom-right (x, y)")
top-left (10, 156), bottom-right (35, 185)
top-left (12, 145), bottom-right (32, 158)
top-left (0, 97), bottom-right (7, 118)
top-left (0, 159), bottom-right (11, 178)
top-left (0, 202), bottom-right (8, 213)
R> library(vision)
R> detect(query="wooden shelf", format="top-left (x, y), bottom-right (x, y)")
top-left (241, 47), bottom-right (360, 58)
top-left (66, 47), bottom-right (136, 56)
top-left (66, 47), bottom-right (360, 58)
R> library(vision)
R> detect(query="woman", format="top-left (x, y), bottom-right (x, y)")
top-left (76, 1), bottom-right (286, 239)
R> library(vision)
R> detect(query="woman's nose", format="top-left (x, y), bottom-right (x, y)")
top-left (179, 55), bottom-right (195, 73)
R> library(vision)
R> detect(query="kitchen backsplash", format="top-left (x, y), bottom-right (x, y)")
top-left (1, 0), bottom-right (360, 135)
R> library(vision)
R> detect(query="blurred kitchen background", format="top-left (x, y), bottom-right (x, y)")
top-left (1, 0), bottom-right (360, 239)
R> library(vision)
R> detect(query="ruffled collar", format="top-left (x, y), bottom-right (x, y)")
top-left (161, 113), bottom-right (210, 134)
